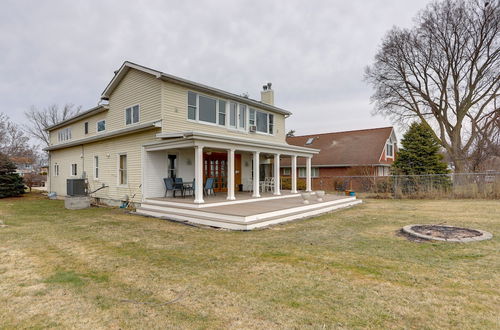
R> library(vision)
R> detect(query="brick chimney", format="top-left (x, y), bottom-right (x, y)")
top-left (260, 82), bottom-right (274, 106)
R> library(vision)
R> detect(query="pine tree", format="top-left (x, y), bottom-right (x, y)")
top-left (392, 123), bottom-right (449, 175)
top-left (0, 153), bottom-right (25, 198)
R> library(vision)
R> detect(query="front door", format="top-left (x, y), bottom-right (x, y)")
top-left (203, 152), bottom-right (227, 192)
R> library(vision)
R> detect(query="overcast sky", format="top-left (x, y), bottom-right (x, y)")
top-left (0, 0), bottom-right (432, 137)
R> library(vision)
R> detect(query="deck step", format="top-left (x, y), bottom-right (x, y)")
top-left (135, 197), bottom-right (362, 230)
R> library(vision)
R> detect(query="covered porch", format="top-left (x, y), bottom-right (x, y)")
top-left (141, 132), bottom-right (317, 204)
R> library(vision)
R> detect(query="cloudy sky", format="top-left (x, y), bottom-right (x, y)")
top-left (0, 0), bottom-right (431, 137)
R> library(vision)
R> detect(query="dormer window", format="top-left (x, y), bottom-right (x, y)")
top-left (125, 105), bottom-right (140, 125)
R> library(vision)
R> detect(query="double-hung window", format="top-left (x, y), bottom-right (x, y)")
top-left (97, 120), bottom-right (106, 132)
top-left (229, 102), bottom-right (237, 128)
top-left (299, 167), bottom-right (319, 178)
top-left (188, 91), bottom-right (197, 120)
top-left (84, 122), bottom-right (89, 135)
top-left (125, 105), bottom-right (140, 125)
top-left (386, 143), bottom-right (394, 157)
top-left (254, 110), bottom-right (274, 134)
top-left (71, 163), bottom-right (77, 176)
top-left (54, 164), bottom-right (59, 176)
top-left (238, 105), bottom-right (246, 129)
top-left (119, 154), bottom-right (127, 185)
top-left (94, 156), bottom-right (99, 179)
top-left (249, 109), bottom-right (256, 127)
top-left (58, 127), bottom-right (72, 142)
top-left (218, 100), bottom-right (226, 126)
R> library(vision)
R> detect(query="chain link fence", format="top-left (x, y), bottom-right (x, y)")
top-left (281, 172), bottom-right (500, 199)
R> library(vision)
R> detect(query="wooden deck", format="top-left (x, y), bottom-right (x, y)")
top-left (137, 192), bottom-right (362, 230)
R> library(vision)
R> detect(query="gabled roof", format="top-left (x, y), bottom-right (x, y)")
top-left (101, 61), bottom-right (292, 116)
top-left (282, 127), bottom-right (395, 166)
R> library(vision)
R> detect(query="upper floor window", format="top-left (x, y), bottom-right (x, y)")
top-left (249, 109), bottom-right (274, 134)
top-left (229, 102), bottom-right (237, 128)
top-left (125, 105), bottom-right (140, 125)
top-left (239, 105), bottom-right (246, 129)
top-left (386, 143), bottom-right (394, 157)
top-left (97, 120), bottom-right (106, 132)
top-left (84, 122), bottom-right (89, 135)
top-left (54, 164), bottom-right (59, 176)
top-left (58, 127), bottom-right (72, 142)
top-left (218, 100), bottom-right (226, 126)
top-left (187, 91), bottom-right (274, 134)
top-left (187, 91), bottom-right (225, 126)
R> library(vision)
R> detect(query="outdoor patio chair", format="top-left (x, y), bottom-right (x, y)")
top-left (163, 177), bottom-right (183, 198)
top-left (204, 177), bottom-right (216, 196)
top-left (261, 177), bottom-right (274, 192)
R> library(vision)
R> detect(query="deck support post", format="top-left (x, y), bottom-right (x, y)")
top-left (291, 155), bottom-right (297, 193)
top-left (194, 145), bottom-right (204, 204)
top-left (252, 151), bottom-right (261, 198)
top-left (306, 156), bottom-right (312, 192)
top-left (273, 153), bottom-right (281, 195)
top-left (227, 148), bottom-right (236, 200)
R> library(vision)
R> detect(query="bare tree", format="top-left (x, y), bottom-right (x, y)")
top-left (0, 113), bottom-right (36, 159)
top-left (365, 0), bottom-right (499, 172)
top-left (286, 129), bottom-right (296, 138)
top-left (24, 103), bottom-right (81, 147)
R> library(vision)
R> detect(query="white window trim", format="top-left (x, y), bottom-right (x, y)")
top-left (70, 163), bottom-right (78, 177)
top-left (283, 167), bottom-right (291, 175)
top-left (84, 122), bottom-right (89, 135)
top-left (54, 164), bottom-right (59, 177)
top-left (94, 155), bottom-right (99, 181)
top-left (125, 104), bottom-right (140, 126)
top-left (96, 120), bottom-right (106, 133)
top-left (117, 153), bottom-right (128, 187)
top-left (386, 143), bottom-right (394, 158)
top-left (58, 127), bottom-right (72, 142)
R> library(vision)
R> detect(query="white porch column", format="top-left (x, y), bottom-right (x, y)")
top-left (273, 153), bottom-right (281, 195)
top-left (291, 155), bottom-right (297, 193)
top-left (227, 148), bottom-right (236, 200)
top-left (306, 156), bottom-right (312, 192)
top-left (194, 145), bottom-right (204, 204)
top-left (252, 151), bottom-right (261, 198)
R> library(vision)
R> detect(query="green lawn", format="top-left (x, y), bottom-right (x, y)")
top-left (0, 192), bottom-right (498, 329)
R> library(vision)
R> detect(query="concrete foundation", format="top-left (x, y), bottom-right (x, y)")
top-left (64, 196), bottom-right (91, 210)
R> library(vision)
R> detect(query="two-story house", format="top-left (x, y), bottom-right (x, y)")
top-left (44, 62), bottom-right (362, 229)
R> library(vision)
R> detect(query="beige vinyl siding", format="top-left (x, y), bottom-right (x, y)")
top-left (161, 81), bottom-right (287, 143)
top-left (107, 68), bottom-right (162, 132)
top-left (49, 129), bottom-right (160, 202)
top-left (50, 113), bottom-right (108, 145)
top-left (49, 146), bottom-right (84, 195)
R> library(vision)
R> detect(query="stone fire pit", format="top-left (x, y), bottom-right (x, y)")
top-left (402, 224), bottom-right (492, 243)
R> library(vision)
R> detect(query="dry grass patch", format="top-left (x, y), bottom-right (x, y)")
top-left (0, 192), bottom-right (498, 329)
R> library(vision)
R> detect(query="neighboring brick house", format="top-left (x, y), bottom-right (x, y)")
top-left (281, 127), bottom-right (397, 189)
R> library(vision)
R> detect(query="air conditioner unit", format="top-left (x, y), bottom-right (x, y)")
top-left (249, 125), bottom-right (257, 132)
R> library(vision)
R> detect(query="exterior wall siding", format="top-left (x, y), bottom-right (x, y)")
top-left (49, 129), bottom-right (160, 202)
